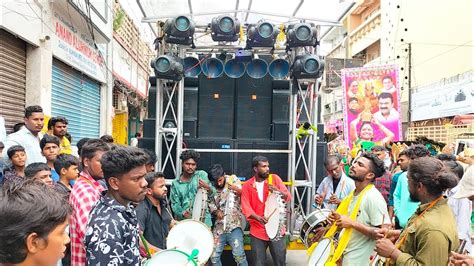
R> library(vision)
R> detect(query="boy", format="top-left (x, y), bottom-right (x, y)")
top-left (0, 179), bottom-right (72, 266)
top-left (3, 145), bottom-right (27, 184)
top-left (54, 154), bottom-right (80, 196)
top-left (40, 134), bottom-right (61, 182)
top-left (24, 162), bottom-right (53, 186)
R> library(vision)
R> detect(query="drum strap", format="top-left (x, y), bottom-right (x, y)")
top-left (323, 184), bottom-right (374, 266)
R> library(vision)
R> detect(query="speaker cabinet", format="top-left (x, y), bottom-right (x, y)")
top-left (183, 120), bottom-right (197, 138)
top-left (183, 87), bottom-right (198, 120)
top-left (143, 119), bottom-right (156, 138)
top-left (272, 122), bottom-right (289, 141)
top-left (272, 89), bottom-right (290, 122)
top-left (184, 139), bottom-right (234, 175)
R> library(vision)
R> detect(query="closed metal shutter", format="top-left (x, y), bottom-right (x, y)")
top-left (0, 30), bottom-right (26, 133)
top-left (52, 59), bottom-right (101, 144)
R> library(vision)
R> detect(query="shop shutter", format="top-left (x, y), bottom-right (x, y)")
top-left (0, 30), bottom-right (26, 133)
top-left (52, 59), bottom-right (101, 144)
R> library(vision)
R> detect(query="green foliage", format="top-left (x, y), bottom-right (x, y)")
top-left (113, 9), bottom-right (125, 31)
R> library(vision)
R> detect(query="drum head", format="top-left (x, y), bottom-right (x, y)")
top-left (308, 238), bottom-right (333, 266)
top-left (167, 220), bottom-right (214, 265)
top-left (301, 209), bottom-right (331, 247)
top-left (145, 249), bottom-right (197, 266)
top-left (264, 193), bottom-right (281, 239)
top-left (192, 188), bottom-right (207, 221)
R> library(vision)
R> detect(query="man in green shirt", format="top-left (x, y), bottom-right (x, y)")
top-left (170, 149), bottom-right (216, 227)
top-left (375, 157), bottom-right (459, 265)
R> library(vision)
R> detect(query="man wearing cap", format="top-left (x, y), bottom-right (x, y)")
top-left (449, 166), bottom-right (474, 266)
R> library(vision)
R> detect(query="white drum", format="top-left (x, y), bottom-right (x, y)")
top-left (264, 192), bottom-right (287, 240)
top-left (192, 188), bottom-right (208, 222)
top-left (144, 249), bottom-right (198, 266)
top-left (307, 238), bottom-right (334, 266)
top-left (300, 209), bottom-right (331, 247)
top-left (166, 219), bottom-right (214, 265)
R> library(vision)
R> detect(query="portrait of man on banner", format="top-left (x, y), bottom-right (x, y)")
top-left (342, 65), bottom-right (402, 151)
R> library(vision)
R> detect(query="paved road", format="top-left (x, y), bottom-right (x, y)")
top-left (220, 249), bottom-right (308, 265)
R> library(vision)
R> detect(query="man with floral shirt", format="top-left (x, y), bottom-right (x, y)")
top-left (84, 146), bottom-right (149, 265)
top-left (208, 164), bottom-right (248, 266)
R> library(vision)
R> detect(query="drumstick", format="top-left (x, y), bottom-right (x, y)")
top-left (266, 208), bottom-right (278, 220)
top-left (319, 184), bottom-right (329, 208)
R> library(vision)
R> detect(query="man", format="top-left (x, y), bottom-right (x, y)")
top-left (388, 149), bottom-right (410, 228)
top-left (393, 145), bottom-right (430, 228)
top-left (373, 93), bottom-right (400, 123)
top-left (375, 157), bottom-right (459, 265)
top-left (136, 172), bottom-right (173, 250)
top-left (69, 139), bottom-right (110, 266)
top-left (326, 152), bottom-right (390, 265)
top-left (143, 149), bottom-right (157, 173)
top-left (0, 179), bottom-right (72, 266)
top-left (208, 164), bottom-right (248, 266)
top-left (170, 149), bottom-right (215, 227)
top-left (314, 155), bottom-right (355, 210)
top-left (241, 155), bottom-right (291, 266)
top-left (449, 166), bottom-right (474, 266)
top-left (370, 145), bottom-right (393, 204)
top-left (24, 162), bottom-right (53, 186)
top-left (2, 105), bottom-right (45, 165)
top-left (130, 132), bottom-right (141, 147)
top-left (347, 80), bottom-right (360, 98)
top-left (381, 76), bottom-right (397, 94)
top-left (47, 116), bottom-right (72, 155)
top-left (84, 146), bottom-right (148, 265)
top-left (40, 134), bottom-right (61, 182)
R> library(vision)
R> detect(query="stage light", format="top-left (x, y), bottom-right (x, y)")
top-left (211, 16), bottom-right (241, 42)
top-left (268, 58), bottom-right (290, 79)
top-left (291, 54), bottom-right (324, 79)
top-left (150, 55), bottom-right (184, 81)
top-left (246, 21), bottom-right (279, 48)
top-left (286, 23), bottom-right (318, 48)
top-left (163, 16), bottom-right (195, 45)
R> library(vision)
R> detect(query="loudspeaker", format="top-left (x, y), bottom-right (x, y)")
top-left (198, 75), bottom-right (235, 138)
top-left (315, 142), bottom-right (328, 186)
top-left (235, 74), bottom-right (272, 139)
top-left (147, 85), bottom-right (157, 118)
top-left (137, 137), bottom-right (155, 151)
top-left (201, 58), bottom-right (224, 78)
top-left (272, 89), bottom-right (290, 122)
top-left (272, 122), bottom-right (289, 141)
top-left (143, 119), bottom-right (156, 138)
top-left (183, 57), bottom-right (201, 78)
top-left (183, 120), bottom-right (197, 138)
top-left (184, 139), bottom-right (233, 176)
top-left (316, 123), bottom-right (324, 142)
top-left (183, 87), bottom-right (198, 120)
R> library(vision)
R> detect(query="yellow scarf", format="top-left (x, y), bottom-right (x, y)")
top-left (323, 184), bottom-right (374, 266)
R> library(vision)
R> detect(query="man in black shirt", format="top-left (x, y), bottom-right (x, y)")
top-left (136, 172), bottom-right (173, 250)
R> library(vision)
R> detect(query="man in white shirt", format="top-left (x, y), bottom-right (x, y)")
top-left (373, 93), bottom-right (400, 123)
top-left (2, 105), bottom-right (46, 165)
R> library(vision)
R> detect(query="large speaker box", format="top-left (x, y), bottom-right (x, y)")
top-left (184, 139), bottom-right (234, 176)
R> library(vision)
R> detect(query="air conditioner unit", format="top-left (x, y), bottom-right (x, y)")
top-left (114, 94), bottom-right (128, 114)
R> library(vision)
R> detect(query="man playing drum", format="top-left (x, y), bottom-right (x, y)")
top-left (170, 149), bottom-right (216, 227)
top-left (208, 164), bottom-right (248, 266)
top-left (325, 152), bottom-right (390, 265)
top-left (241, 155), bottom-right (291, 266)
top-left (314, 155), bottom-right (355, 209)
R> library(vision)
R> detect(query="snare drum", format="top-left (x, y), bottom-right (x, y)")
top-left (264, 192), bottom-right (287, 240)
top-left (166, 219), bottom-right (214, 265)
top-left (192, 188), bottom-right (208, 222)
top-left (300, 209), bottom-right (331, 247)
top-left (144, 249), bottom-right (198, 266)
top-left (307, 238), bottom-right (335, 266)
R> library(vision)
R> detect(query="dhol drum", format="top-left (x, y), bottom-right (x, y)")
top-left (307, 237), bottom-right (335, 266)
top-left (264, 191), bottom-right (287, 240)
top-left (166, 219), bottom-right (214, 265)
top-left (192, 188), bottom-right (208, 222)
top-left (144, 249), bottom-right (198, 266)
top-left (369, 254), bottom-right (386, 266)
top-left (300, 209), bottom-right (332, 247)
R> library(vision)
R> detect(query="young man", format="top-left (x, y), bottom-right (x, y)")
top-left (3, 145), bottom-right (27, 184)
top-left (387, 149), bottom-right (410, 228)
top-left (314, 155), bottom-right (355, 210)
top-left (69, 139), bottom-right (110, 266)
top-left (370, 145), bottom-right (393, 204)
top-left (393, 145), bottom-right (430, 228)
top-left (84, 146), bottom-right (149, 265)
top-left (170, 149), bottom-right (215, 227)
top-left (2, 105), bottom-right (46, 164)
top-left (0, 179), bottom-right (72, 266)
top-left (241, 155), bottom-right (291, 266)
top-left (47, 116), bottom-right (71, 155)
top-left (54, 154), bottom-right (80, 196)
top-left (136, 172), bottom-right (173, 250)
top-left (143, 149), bottom-right (157, 173)
top-left (375, 157), bottom-right (459, 265)
top-left (208, 164), bottom-right (248, 266)
top-left (326, 152), bottom-right (390, 266)
top-left (24, 162), bottom-right (53, 186)
top-left (40, 134), bottom-right (61, 182)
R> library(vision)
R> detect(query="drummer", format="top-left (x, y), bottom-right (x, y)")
top-left (170, 149), bottom-right (216, 227)
top-left (241, 155), bottom-right (291, 266)
top-left (314, 155), bottom-right (355, 209)
top-left (208, 164), bottom-right (248, 266)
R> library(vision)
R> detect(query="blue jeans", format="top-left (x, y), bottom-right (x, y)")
top-left (210, 228), bottom-right (248, 266)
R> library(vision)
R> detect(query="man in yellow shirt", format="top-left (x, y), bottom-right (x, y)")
top-left (48, 116), bottom-right (72, 155)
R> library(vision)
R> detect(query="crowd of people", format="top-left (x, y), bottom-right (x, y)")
top-left (0, 105), bottom-right (472, 266)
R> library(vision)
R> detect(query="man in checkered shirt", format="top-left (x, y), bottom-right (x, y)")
top-left (69, 139), bottom-right (110, 265)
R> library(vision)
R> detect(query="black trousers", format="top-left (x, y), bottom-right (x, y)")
top-left (250, 235), bottom-right (286, 266)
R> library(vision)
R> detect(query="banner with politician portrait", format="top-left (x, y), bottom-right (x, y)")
top-left (342, 65), bottom-right (402, 151)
